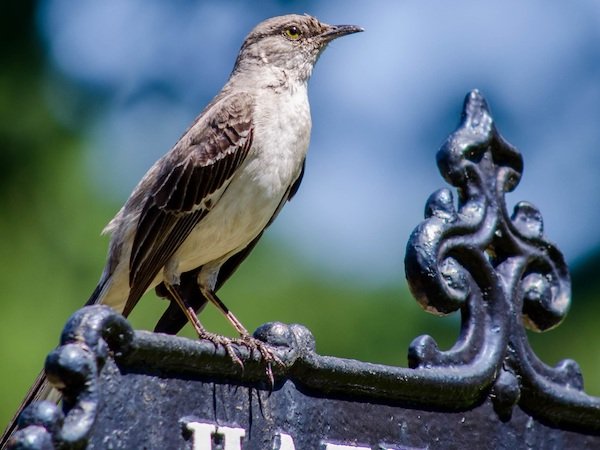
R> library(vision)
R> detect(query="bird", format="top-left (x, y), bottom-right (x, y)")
top-left (2, 13), bottom-right (362, 445)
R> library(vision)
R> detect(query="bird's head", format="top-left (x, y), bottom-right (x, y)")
top-left (232, 14), bottom-right (363, 84)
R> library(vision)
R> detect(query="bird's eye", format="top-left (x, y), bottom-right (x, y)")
top-left (284, 25), bottom-right (302, 41)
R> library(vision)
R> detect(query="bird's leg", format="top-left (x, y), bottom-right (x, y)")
top-left (200, 287), bottom-right (250, 337)
top-left (200, 286), bottom-right (282, 381)
top-left (163, 283), bottom-right (244, 367)
top-left (163, 283), bottom-right (204, 335)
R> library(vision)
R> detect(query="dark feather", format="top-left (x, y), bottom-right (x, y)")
top-left (123, 93), bottom-right (255, 315)
top-left (152, 157), bottom-right (305, 335)
top-left (288, 158), bottom-right (305, 201)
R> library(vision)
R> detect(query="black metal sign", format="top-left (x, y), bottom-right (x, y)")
top-left (5, 91), bottom-right (600, 449)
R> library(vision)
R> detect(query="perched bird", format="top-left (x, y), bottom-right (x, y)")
top-left (2, 13), bottom-right (362, 444)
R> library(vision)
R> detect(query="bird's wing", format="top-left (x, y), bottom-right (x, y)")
top-left (152, 159), bottom-right (306, 335)
top-left (123, 92), bottom-right (255, 315)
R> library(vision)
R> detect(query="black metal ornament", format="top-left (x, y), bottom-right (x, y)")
top-left (405, 89), bottom-right (595, 423)
top-left (6, 90), bottom-right (600, 450)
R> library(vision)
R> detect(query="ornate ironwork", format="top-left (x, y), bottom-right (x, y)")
top-left (5, 91), bottom-right (600, 449)
top-left (404, 89), bottom-right (598, 424)
top-left (6, 307), bottom-right (134, 449)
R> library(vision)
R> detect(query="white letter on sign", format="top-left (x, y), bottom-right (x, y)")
top-left (218, 426), bottom-right (246, 450)
top-left (186, 422), bottom-right (216, 450)
top-left (185, 422), bottom-right (245, 450)
top-left (274, 433), bottom-right (296, 449)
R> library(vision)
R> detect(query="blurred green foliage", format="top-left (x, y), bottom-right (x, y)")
top-left (1, 0), bottom-right (599, 434)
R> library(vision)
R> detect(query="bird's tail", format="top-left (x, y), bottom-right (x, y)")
top-left (0, 277), bottom-right (111, 448)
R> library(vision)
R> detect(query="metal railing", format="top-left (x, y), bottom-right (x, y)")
top-left (5, 90), bottom-right (599, 450)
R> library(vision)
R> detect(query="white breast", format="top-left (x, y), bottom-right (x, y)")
top-left (170, 83), bottom-right (312, 276)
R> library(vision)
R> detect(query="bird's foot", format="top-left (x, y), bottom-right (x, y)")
top-left (199, 332), bottom-right (282, 386)
top-left (197, 332), bottom-right (282, 385)
top-left (198, 331), bottom-right (245, 368)
top-left (235, 334), bottom-right (283, 386)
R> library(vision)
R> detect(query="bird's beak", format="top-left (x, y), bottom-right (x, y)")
top-left (319, 24), bottom-right (364, 43)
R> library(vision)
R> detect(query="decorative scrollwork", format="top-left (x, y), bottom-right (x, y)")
top-left (7, 306), bottom-right (134, 449)
top-left (405, 89), bottom-right (594, 423)
top-left (5, 91), bottom-right (600, 449)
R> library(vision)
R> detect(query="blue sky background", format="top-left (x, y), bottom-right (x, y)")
top-left (36, 0), bottom-right (600, 284)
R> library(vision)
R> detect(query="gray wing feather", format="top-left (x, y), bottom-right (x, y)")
top-left (123, 93), bottom-right (254, 315)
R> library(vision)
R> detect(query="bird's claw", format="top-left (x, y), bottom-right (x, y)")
top-left (237, 334), bottom-right (283, 387)
top-left (197, 332), bottom-right (282, 386)
top-left (198, 331), bottom-right (245, 368)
